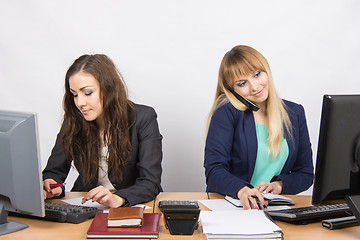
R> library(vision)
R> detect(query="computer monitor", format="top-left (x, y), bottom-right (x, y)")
top-left (312, 95), bottom-right (360, 205)
top-left (0, 110), bottom-right (45, 236)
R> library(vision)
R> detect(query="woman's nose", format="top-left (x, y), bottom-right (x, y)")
top-left (76, 95), bottom-right (86, 107)
top-left (248, 80), bottom-right (258, 92)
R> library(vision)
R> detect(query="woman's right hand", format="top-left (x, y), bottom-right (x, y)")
top-left (236, 186), bottom-right (268, 210)
top-left (81, 186), bottom-right (125, 208)
top-left (43, 179), bottom-right (62, 199)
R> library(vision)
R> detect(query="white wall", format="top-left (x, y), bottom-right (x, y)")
top-left (1, 0), bottom-right (360, 194)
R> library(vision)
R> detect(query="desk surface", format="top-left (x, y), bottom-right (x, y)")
top-left (5, 192), bottom-right (360, 240)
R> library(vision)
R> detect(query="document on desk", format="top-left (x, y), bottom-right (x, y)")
top-left (199, 199), bottom-right (290, 211)
top-left (201, 210), bottom-right (283, 239)
top-left (61, 198), bottom-right (151, 213)
top-left (61, 198), bottom-right (110, 211)
top-left (199, 199), bottom-right (240, 211)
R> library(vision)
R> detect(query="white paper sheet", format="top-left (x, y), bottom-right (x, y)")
top-left (199, 199), bottom-right (240, 211)
top-left (61, 197), bottom-right (151, 213)
top-left (199, 199), bottom-right (290, 211)
top-left (201, 210), bottom-right (282, 235)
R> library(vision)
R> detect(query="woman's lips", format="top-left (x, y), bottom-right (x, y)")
top-left (82, 109), bottom-right (90, 115)
top-left (254, 88), bottom-right (263, 97)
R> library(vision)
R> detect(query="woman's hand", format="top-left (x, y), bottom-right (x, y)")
top-left (237, 186), bottom-right (268, 210)
top-left (255, 181), bottom-right (282, 195)
top-left (43, 179), bottom-right (62, 199)
top-left (82, 186), bottom-right (125, 208)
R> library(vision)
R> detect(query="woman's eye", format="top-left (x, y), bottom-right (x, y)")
top-left (85, 91), bottom-right (93, 96)
top-left (236, 81), bottom-right (246, 87)
top-left (254, 70), bottom-right (261, 78)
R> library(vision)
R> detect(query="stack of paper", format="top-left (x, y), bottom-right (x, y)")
top-left (201, 210), bottom-right (283, 239)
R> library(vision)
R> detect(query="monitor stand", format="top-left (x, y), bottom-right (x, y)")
top-left (0, 203), bottom-right (28, 236)
top-left (346, 195), bottom-right (360, 221)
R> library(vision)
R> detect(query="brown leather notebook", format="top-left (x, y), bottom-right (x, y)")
top-left (107, 207), bottom-right (144, 227)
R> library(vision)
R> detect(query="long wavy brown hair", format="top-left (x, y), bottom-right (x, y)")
top-left (62, 54), bottom-right (135, 185)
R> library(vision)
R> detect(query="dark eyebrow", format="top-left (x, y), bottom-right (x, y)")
top-left (69, 86), bottom-right (95, 93)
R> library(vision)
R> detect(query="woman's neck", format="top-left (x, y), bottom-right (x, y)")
top-left (253, 105), bottom-right (267, 125)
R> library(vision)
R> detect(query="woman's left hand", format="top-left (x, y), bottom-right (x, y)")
top-left (82, 186), bottom-right (125, 208)
top-left (255, 181), bottom-right (282, 195)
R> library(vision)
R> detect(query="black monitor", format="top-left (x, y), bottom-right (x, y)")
top-left (0, 110), bottom-right (45, 236)
top-left (312, 95), bottom-right (360, 205)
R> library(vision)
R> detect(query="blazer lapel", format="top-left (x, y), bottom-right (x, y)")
top-left (243, 111), bottom-right (257, 179)
top-left (282, 122), bottom-right (295, 172)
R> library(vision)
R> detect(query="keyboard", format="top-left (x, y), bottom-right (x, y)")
top-left (44, 202), bottom-right (98, 223)
top-left (267, 203), bottom-right (353, 224)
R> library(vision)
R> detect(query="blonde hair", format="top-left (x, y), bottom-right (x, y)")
top-left (208, 45), bottom-right (292, 157)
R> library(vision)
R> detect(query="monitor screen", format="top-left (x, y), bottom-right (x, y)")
top-left (312, 95), bottom-right (360, 205)
top-left (0, 110), bottom-right (45, 236)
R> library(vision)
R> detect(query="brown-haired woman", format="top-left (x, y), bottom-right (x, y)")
top-left (43, 54), bottom-right (162, 207)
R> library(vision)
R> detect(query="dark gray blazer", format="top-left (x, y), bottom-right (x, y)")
top-left (42, 103), bottom-right (163, 206)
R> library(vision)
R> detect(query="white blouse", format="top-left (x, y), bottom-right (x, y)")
top-left (98, 143), bottom-right (116, 192)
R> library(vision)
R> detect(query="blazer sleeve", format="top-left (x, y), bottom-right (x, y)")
top-left (42, 125), bottom-right (70, 197)
top-left (278, 104), bottom-right (314, 194)
top-left (114, 106), bottom-right (163, 206)
top-left (204, 105), bottom-right (252, 198)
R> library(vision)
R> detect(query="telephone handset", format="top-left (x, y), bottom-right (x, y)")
top-left (228, 88), bottom-right (260, 112)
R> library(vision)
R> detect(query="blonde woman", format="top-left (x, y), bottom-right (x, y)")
top-left (204, 45), bottom-right (313, 209)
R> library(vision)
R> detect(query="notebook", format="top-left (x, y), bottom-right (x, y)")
top-left (87, 213), bottom-right (161, 239)
top-left (225, 193), bottom-right (294, 207)
top-left (107, 207), bottom-right (144, 227)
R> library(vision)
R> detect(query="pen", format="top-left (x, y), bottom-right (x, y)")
top-left (49, 183), bottom-right (66, 188)
top-left (257, 200), bottom-right (265, 210)
top-left (250, 195), bottom-right (269, 210)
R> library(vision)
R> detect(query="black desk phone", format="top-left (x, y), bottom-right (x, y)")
top-left (158, 200), bottom-right (200, 235)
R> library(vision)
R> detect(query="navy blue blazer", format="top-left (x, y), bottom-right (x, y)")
top-left (204, 100), bottom-right (314, 198)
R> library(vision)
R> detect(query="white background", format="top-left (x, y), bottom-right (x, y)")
top-left (1, 0), bottom-right (360, 195)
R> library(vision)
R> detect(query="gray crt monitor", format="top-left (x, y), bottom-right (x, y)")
top-left (0, 110), bottom-right (45, 236)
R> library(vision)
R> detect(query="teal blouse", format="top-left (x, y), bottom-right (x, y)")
top-left (250, 123), bottom-right (289, 187)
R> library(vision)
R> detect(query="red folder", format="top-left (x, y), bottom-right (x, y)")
top-left (87, 213), bottom-right (161, 239)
